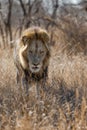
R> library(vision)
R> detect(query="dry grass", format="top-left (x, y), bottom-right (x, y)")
top-left (0, 1), bottom-right (87, 129)
top-left (0, 45), bottom-right (87, 130)
top-left (0, 18), bottom-right (87, 129)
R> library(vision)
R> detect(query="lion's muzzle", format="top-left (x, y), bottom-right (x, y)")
top-left (29, 63), bottom-right (42, 73)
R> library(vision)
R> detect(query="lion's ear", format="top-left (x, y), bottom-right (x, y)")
top-left (41, 32), bottom-right (49, 43)
top-left (22, 36), bottom-right (28, 45)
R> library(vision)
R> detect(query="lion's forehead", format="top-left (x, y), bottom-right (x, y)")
top-left (29, 40), bottom-right (46, 51)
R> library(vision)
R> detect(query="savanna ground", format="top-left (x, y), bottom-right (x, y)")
top-left (0, 26), bottom-right (87, 130)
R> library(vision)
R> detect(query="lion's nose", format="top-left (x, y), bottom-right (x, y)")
top-left (33, 63), bottom-right (39, 66)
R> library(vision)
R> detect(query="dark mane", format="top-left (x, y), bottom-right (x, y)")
top-left (24, 67), bottom-right (48, 82)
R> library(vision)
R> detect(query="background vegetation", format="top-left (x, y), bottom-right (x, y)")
top-left (0, 0), bottom-right (87, 129)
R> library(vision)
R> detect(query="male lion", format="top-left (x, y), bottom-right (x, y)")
top-left (14, 27), bottom-right (50, 95)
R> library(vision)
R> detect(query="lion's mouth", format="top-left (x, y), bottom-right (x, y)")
top-left (29, 64), bottom-right (42, 73)
top-left (31, 65), bottom-right (41, 73)
top-left (32, 66), bottom-right (39, 70)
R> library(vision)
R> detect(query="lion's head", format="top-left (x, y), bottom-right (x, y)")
top-left (19, 27), bottom-right (50, 76)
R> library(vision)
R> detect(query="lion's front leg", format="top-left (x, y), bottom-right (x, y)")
top-left (21, 69), bottom-right (31, 97)
top-left (22, 76), bottom-right (29, 96)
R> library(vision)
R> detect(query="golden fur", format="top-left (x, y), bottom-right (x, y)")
top-left (22, 27), bottom-right (49, 43)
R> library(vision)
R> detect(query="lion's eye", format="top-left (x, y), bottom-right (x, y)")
top-left (40, 51), bottom-right (44, 54)
top-left (29, 50), bottom-right (33, 54)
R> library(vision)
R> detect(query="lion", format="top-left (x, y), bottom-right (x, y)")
top-left (14, 27), bottom-right (50, 96)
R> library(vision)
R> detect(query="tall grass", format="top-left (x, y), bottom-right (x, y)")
top-left (0, 47), bottom-right (87, 130)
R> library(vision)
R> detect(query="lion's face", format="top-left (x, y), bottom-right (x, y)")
top-left (19, 27), bottom-right (50, 76)
top-left (27, 39), bottom-right (47, 73)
